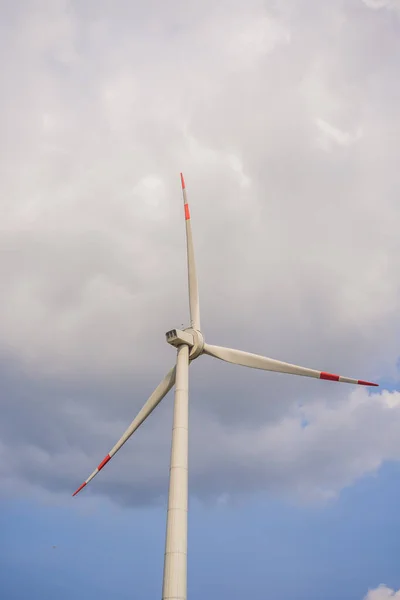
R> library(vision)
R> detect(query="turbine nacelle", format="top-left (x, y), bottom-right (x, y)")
top-left (165, 328), bottom-right (194, 348)
top-left (165, 327), bottom-right (204, 359)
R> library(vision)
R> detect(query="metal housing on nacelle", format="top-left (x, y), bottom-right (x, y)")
top-left (165, 328), bottom-right (204, 359)
top-left (165, 328), bottom-right (194, 348)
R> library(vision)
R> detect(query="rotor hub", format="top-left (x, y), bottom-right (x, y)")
top-left (185, 328), bottom-right (204, 359)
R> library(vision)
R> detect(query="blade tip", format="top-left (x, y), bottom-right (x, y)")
top-left (358, 380), bottom-right (379, 387)
top-left (180, 172), bottom-right (185, 189)
top-left (72, 482), bottom-right (86, 497)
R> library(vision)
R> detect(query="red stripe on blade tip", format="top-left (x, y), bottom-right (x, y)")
top-left (98, 455), bottom-right (111, 471)
top-left (72, 482), bottom-right (86, 497)
top-left (320, 372), bottom-right (340, 382)
top-left (184, 204), bottom-right (190, 220)
top-left (180, 173), bottom-right (185, 189)
top-left (358, 380), bottom-right (379, 387)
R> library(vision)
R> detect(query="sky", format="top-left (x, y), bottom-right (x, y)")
top-left (1, 0), bottom-right (400, 598)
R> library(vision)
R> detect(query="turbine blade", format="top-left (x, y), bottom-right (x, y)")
top-left (203, 343), bottom-right (378, 387)
top-left (72, 365), bottom-right (177, 496)
top-left (180, 173), bottom-right (200, 331)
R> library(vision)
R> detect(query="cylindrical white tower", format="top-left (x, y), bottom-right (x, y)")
top-left (162, 343), bottom-right (189, 600)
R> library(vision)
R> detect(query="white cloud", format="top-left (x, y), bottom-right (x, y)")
top-left (362, 0), bottom-right (400, 10)
top-left (364, 585), bottom-right (400, 599)
top-left (315, 117), bottom-right (362, 149)
top-left (0, 0), bottom-right (400, 505)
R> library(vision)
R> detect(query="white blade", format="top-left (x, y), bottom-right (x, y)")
top-left (72, 365), bottom-right (177, 496)
top-left (181, 173), bottom-right (200, 331)
top-left (203, 343), bottom-right (378, 387)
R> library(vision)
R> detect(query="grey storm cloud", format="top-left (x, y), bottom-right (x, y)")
top-left (1, 0), bottom-right (400, 507)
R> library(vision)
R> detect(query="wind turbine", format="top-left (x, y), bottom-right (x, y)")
top-left (73, 173), bottom-right (378, 599)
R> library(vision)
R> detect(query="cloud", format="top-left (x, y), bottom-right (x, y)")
top-left (1, 361), bottom-right (400, 506)
top-left (364, 585), bottom-right (400, 599)
top-left (315, 117), bottom-right (362, 150)
top-left (362, 0), bottom-right (400, 11)
top-left (0, 0), bottom-right (400, 506)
